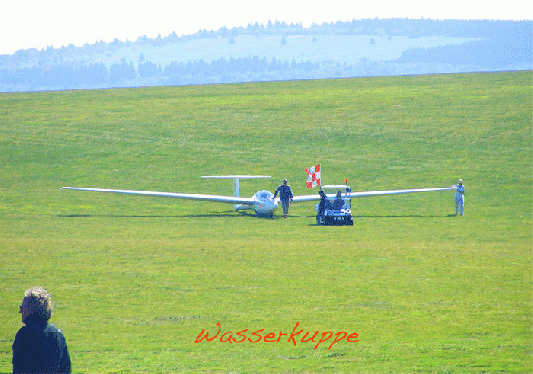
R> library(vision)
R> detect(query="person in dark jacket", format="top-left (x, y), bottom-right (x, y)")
top-left (318, 189), bottom-right (333, 215)
top-left (273, 179), bottom-right (293, 218)
top-left (316, 189), bottom-right (333, 224)
top-left (13, 287), bottom-right (71, 374)
top-left (332, 191), bottom-right (345, 210)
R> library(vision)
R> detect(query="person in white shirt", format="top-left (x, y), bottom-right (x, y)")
top-left (452, 179), bottom-right (465, 216)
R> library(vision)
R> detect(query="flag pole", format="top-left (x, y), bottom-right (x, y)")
top-left (319, 163), bottom-right (322, 190)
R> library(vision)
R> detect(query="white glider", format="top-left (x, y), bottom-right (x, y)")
top-left (61, 175), bottom-right (454, 217)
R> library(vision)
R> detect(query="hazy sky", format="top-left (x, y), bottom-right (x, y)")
top-left (1, 0), bottom-right (531, 55)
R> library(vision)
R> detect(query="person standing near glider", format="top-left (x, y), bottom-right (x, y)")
top-left (273, 179), bottom-right (293, 218)
top-left (452, 179), bottom-right (465, 216)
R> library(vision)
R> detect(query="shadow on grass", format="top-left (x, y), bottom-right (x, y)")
top-left (56, 211), bottom-right (282, 219)
top-left (57, 213), bottom-right (457, 220)
top-left (298, 214), bottom-right (455, 219)
top-left (303, 213), bottom-right (457, 226)
top-left (353, 214), bottom-right (457, 218)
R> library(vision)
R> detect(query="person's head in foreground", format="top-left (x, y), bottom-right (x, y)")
top-left (20, 286), bottom-right (53, 324)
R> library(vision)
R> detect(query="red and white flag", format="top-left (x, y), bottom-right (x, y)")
top-left (306, 164), bottom-right (321, 188)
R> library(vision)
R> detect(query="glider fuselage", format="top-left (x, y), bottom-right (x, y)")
top-left (235, 190), bottom-right (278, 217)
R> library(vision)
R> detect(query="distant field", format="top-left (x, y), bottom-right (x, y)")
top-left (99, 35), bottom-right (480, 69)
top-left (0, 71), bottom-right (531, 373)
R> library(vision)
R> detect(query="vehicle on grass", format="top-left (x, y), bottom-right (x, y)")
top-left (315, 185), bottom-right (353, 226)
top-left (62, 175), bottom-right (454, 220)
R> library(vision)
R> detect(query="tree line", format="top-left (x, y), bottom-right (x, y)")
top-left (0, 57), bottom-right (325, 90)
top-left (0, 19), bottom-right (530, 92)
top-left (2, 18), bottom-right (528, 68)
top-left (398, 32), bottom-right (532, 69)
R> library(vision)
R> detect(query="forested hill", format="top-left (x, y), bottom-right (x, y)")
top-left (1, 18), bottom-right (531, 92)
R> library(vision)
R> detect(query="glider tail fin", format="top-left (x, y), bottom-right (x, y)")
top-left (200, 175), bottom-right (271, 197)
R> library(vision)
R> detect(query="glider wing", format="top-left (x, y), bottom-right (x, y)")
top-left (60, 187), bottom-right (256, 204)
top-left (348, 187), bottom-right (455, 198)
top-left (291, 187), bottom-right (454, 203)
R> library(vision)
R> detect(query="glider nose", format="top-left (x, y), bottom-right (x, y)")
top-left (252, 190), bottom-right (278, 216)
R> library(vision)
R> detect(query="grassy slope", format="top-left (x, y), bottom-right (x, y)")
top-left (0, 71), bottom-right (531, 373)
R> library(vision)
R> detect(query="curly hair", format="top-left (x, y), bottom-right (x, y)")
top-left (23, 287), bottom-right (53, 322)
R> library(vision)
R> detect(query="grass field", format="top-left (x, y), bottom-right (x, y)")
top-left (0, 71), bottom-right (531, 373)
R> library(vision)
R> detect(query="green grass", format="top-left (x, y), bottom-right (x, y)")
top-left (0, 71), bottom-right (531, 373)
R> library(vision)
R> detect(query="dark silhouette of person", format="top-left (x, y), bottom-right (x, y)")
top-left (318, 189), bottom-right (332, 216)
top-left (332, 191), bottom-right (345, 210)
top-left (13, 287), bottom-right (71, 374)
top-left (273, 179), bottom-right (294, 218)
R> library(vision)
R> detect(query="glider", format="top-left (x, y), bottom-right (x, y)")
top-left (61, 175), bottom-right (454, 218)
